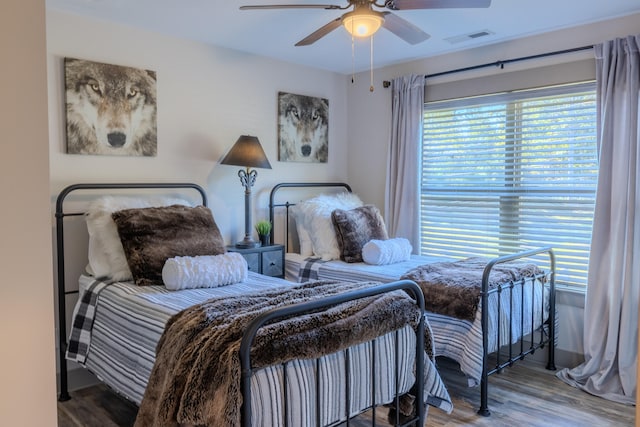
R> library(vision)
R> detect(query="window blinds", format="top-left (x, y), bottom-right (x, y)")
top-left (421, 82), bottom-right (597, 288)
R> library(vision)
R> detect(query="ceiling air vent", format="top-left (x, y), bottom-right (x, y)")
top-left (445, 30), bottom-right (494, 44)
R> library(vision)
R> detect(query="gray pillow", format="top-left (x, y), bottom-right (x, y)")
top-left (331, 205), bottom-right (388, 263)
top-left (112, 205), bottom-right (225, 286)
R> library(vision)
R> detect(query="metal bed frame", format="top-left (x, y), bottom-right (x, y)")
top-left (240, 279), bottom-right (426, 427)
top-left (55, 183), bottom-right (208, 403)
top-left (268, 182), bottom-right (557, 416)
top-left (55, 182), bottom-right (430, 427)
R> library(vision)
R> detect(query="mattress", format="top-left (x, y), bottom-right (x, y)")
top-left (70, 272), bottom-right (451, 426)
top-left (286, 253), bottom-right (550, 386)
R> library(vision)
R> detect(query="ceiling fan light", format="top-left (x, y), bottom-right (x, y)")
top-left (342, 11), bottom-right (384, 38)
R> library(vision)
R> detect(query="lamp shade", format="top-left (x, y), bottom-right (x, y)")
top-left (220, 135), bottom-right (272, 169)
top-left (342, 10), bottom-right (384, 38)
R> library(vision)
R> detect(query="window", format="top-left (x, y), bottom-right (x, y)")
top-left (421, 82), bottom-right (597, 288)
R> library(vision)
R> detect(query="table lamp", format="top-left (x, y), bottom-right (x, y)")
top-left (220, 135), bottom-right (272, 248)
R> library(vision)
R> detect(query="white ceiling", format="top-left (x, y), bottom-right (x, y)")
top-left (46, 0), bottom-right (640, 75)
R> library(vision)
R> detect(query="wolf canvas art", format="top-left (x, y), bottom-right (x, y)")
top-left (64, 58), bottom-right (157, 156)
top-left (278, 92), bottom-right (328, 163)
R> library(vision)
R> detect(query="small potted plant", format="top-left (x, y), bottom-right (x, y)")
top-left (254, 219), bottom-right (272, 247)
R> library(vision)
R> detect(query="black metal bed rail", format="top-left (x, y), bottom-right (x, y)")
top-left (485, 270), bottom-right (550, 377)
top-left (268, 182), bottom-right (352, 251)
top-left (55, 183), bottom-right (207, 402)
top-left (477, 246), bottom-right (556, 416)
top-left (239, 279), bottom-right (425, 427)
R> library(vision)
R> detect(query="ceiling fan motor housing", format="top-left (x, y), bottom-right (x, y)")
top-left (342, 3), bottom-right (386, 38)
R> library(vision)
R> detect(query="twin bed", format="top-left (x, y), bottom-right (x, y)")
top-left (268, 182), bottom-right (557, 416)
top-left (56, 181), bottom-right (556, 426)
top-left (56, 183), bottom-right (450, 427)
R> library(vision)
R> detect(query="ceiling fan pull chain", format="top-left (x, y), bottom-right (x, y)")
top-left (351, 32), bottom-right (356, 84)
top-left (370, 35), bottom-right (374, 92)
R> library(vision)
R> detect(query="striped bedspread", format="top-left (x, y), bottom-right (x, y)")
top-left (67, 272), bottom-right (452, 426)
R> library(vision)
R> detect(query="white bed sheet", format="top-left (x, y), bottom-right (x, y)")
top-left (285, 253), bottom-right (550, 386)
top-left (74, 272), bottom-right (448, 426)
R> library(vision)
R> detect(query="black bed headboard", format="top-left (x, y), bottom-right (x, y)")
top-left (268, 182), bottom-right (351, 252)
top-left (55, 182), bottom-right (207, 401)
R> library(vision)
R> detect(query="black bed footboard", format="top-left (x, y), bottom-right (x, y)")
top-left (478, 247), bottom-right (556, 416)
top-left (239, 279), bottom-right (426, 427)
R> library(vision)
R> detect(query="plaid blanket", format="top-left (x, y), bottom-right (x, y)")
top-left (65, 278), bottom-right (112, 364)
top-left (297, 256), bottom-right (328, 282)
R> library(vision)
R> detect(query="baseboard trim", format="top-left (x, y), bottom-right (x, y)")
top-left (58, 367), bottom-right (100, 394)
top-left (502, 346), bottom-right (583, 370)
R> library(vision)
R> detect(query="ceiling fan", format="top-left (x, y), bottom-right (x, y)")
top-left (240, 0), bottom-right (492, 46)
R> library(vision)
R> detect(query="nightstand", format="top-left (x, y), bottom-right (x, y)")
top-left (226, 244), bottom-right (285, 278)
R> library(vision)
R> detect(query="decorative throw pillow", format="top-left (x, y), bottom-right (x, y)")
top-left (112, 205), bottom-right (226, 286)
top-left (86, 196), bottom-right (190, 280)
top-left (293, 192), bottom-right (364, 260)
top-left (290, 205), bottom-right (314, 257)
top-left (331, 205), bottom-right (389, 263)
top-left (362, 238), bottom-right (412, 265)
top-left (162, 252), bottom-right (248, 291)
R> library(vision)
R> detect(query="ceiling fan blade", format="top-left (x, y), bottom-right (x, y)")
top-left (381, 12), bottom-right (430, 45)
top-left (385, 0), bottom-right (491, 10)
top-left (295, 17), bottom-right (343, 46)
top-left (240, 4), bottom-right (343, 10)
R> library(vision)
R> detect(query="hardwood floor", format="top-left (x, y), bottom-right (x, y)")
top-left (58, 357), bottom-right (634, 426)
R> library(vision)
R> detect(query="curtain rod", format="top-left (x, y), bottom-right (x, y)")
top-left (382, 44), bottom-right (594, 88)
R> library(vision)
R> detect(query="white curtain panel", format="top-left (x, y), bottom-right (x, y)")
top-left (384, 74), bottom-right (425, 252)
top-left (557, 34), bottom-right (640, 405)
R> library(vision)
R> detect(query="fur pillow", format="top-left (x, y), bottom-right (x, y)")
top-left (112, 205), bottom-right (225, 286)
top-left (86, 196), bottom-right (190, 280)
top-left (331, 205), bottom-right (389, 263)
top-left (293, 193), bottom-right (363, 260)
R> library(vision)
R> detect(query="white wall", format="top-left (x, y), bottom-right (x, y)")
top-left (48, 10), bottom-right (350, 239)
top-left (46, 14), bottom-right (352, 254)
top-left (346, 12), bottom-right (640, 364)
top-left (47, 10), bottom-right (351, 384)
top-left (1, 1), bottom-right (57, 426)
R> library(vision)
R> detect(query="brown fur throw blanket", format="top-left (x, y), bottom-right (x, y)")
top-left (401, 257), bottom-right (542, 321)
top-left (135, 280), bottom-right (430, 427)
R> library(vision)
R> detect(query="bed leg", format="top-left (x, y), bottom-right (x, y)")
top-left (58, 363), bottom-right (70, 402)
top-left (58, 357), bottom-right (70, 402)
top-left (478, 268), bottom-right (490, 417)
top-left (545, 255), bottom-right (557, 372)
top-left (477, 375), bottom-right (491, 417)
top-left (545, 317), bottom-right (557, 371)
top-left (477, 355), bottom-right (490, 416)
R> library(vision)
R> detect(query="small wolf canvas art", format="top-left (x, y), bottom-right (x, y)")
top-left (278, 92), bottom-right (328, 163)
top-left (64, 58), bottom-right (157, 156)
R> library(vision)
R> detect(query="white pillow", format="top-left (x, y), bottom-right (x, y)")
top-left (162, 253), bottom-right (248, 291)
top-left (362, 238), bottom-right (412, 265)
top-left (294, 193), bottom-right (363, 260)
top-left (86, 196), bottom-right (190, 280)
top-left (290, 205), bottom-right (313, 257)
